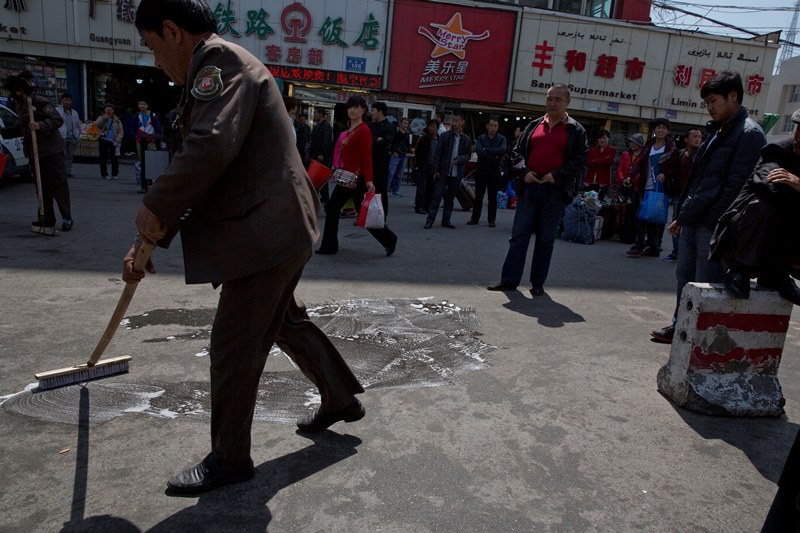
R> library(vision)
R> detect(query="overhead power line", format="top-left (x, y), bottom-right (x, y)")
top-left (652, 1), bottom-right (800, 49)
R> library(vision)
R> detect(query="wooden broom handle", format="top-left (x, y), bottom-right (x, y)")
top-left (26, 96), bottom-right (44, 219)
top-left (87, 240), bottom-right (156, 366)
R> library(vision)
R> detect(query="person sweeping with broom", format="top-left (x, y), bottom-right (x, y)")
top-left (125, 0), bottom-right (365, 495)
top-left (4, 74), bottom-right (73, 235)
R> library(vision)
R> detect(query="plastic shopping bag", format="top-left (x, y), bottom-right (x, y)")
top-left (356, 192), bottom-right (385, 229)
top-left (637, 189), bottom-right (669, 224)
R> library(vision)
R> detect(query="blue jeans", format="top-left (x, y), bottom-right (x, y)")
top-left (388, 156), bottom-right (406, 193)
top-left (500, 184), bottom-right (567, 288)
top-left (673, 223), bottom-right (725, 319)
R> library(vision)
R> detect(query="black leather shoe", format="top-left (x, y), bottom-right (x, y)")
top-left (487, 283), bottom-right (516, 292)
top-left (297, 397), bottom-right (365, 433)
top-left (166, 453), bottom-right (254, 496)
top-left (466, 220), bottom-right (478, 225)
top-left (530, 285), bottom-right (545, 296)
top-left (61, 219), bottom-right (73, 232)
top-left (759, 274), bottom-right (800, 306)
top-left (415, 208), bottom-right (427, 214)
top-left (442, 221), bottom-right (456, 229)
top-left (423, 221), bottom-right (433, 229)
top-left (724, 268), bottom-right (750, 299)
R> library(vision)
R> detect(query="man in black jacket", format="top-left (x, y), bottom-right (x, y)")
top-left (487, 84), bottom-right (588, 295)
top-left (651, 71), bottom-right (766, 343)
top-left (370, 101), bottom-right (395, 217)
top-left (309, 107), bottom-right (333, 167)
top-left (425, 110), bottom-right (472, 229)
top-left (414, 119), bottom-right (439, 214)
top-left (468, 115), bottom-right (507, 227)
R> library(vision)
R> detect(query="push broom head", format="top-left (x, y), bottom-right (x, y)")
top-left (34, 356), bottom-right (132, 391)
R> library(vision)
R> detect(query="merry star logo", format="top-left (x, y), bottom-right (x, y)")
top-left (418, 12), bottom-right (489, 59)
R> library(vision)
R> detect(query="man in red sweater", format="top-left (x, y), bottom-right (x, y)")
top-left (488, 84), bottom-right (588, 295)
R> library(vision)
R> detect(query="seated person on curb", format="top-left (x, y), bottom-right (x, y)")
top-left (710, 107), bottom-right (800, 305)
top-left (650, 71), bottom-right (765, 344)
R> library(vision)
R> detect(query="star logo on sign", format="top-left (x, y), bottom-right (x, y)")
top-left (418, 12), bottom-right (489, 60)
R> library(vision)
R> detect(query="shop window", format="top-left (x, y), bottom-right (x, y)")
top-left (789, 85), bottom-right (800, 103)
top-left (585, 0), bottom-right (612, 18)
top-left (552, 0), bottom-right (583, 15)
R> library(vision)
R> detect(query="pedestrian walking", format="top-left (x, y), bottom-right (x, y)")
top-left (128, 0), bottom-right (365, 495)
top-left (316, 96), bottom-right (398, 256)
top-left (487, 84), bottom-right (588, 296)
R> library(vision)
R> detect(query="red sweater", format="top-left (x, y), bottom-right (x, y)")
top-left (339, 122), bottom-right (373, 181)
top-left (585, 146), bottom-right (616, 187)
top-left (526, 121), bottom-right (567, 176)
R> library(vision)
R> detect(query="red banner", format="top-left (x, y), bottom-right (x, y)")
top-left (387, 0), bottom-right (516, 103)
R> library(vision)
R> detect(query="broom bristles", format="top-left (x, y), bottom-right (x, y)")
top-left (35, 356), bottom-right (131, 391)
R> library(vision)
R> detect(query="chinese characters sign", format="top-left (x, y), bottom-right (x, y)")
top-left (205, 0), bottom-right (386, 88)
top-left (387, 0), bottom-right (516, 103)
top-left (512, 11), bottom-right (777, 122)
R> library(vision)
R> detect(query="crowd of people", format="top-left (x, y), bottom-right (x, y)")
top-left (4, 1), bottom-right (800, 511)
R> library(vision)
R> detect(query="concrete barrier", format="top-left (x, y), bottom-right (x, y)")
top-left (657, 282), bottom-right (794, 417)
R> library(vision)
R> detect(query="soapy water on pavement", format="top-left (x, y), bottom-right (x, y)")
top-left (3, 298), bottom-right (492, 426)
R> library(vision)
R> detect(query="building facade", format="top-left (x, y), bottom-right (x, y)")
top-left (0, 0), bottom-right (779, 144)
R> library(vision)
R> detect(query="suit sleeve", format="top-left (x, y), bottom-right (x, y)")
top-left (144, 46), bottom-right (259, 226)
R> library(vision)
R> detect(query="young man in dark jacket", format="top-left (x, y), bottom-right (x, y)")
top-left (651, 71), bottom-right (766, 343)
top-left (370, 101), bottom-right (395, 217)
top-left (468, 115), bottom-right (507, 227)
top-left (309, 107), bottom-right (333, 167)
top-left (487, 84), bottom-right (588, 296)
top-left (414, 119), bottom-right (439, 214)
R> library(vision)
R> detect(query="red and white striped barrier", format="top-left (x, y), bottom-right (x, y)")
top-left (657, 282), bottom-right (794, 416)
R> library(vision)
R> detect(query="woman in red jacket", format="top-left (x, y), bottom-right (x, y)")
top-left (316, 96), bottom-right (398, 256)
top-left (584, 129), bottom-right (616, 199)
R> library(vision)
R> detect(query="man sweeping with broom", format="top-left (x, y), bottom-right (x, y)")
top-left (4, 74), bottom-right (73, 235)
top-left (125, 0), bottom-right (365, 495)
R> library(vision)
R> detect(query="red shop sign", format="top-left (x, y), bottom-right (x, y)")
top-left (387, 0), bottom-right (516, 103)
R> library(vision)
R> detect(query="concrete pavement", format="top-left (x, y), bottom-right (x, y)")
top-left (0, 163), bottom-right (797, 532)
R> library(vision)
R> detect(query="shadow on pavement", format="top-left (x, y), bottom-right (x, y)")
top-left (667, 400), bottom-right (799, 483)
top-left (501, 290), bottom-right (586, 328)
top-left (59, 431), bottom-right (362, 532)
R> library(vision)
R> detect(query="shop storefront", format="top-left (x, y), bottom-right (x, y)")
top-left (510, 9), bottom-right (778, 139)
top-left (386, 0), bottom-right (518, 134)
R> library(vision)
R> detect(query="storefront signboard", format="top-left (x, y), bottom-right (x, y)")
top-left (511, 11), bottom-right (778, 124)
top-left (0, 1), bottom-right (388, 89)
top-left (387, 0), bottom-right (517, 104)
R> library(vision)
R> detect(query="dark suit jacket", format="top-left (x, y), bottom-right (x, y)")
top-left (143, 34), bottom-right (319, 285)
top-left (309, 119), bottom-right (333, 166)
top-left (433, 129), bottom-right (472, 179)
